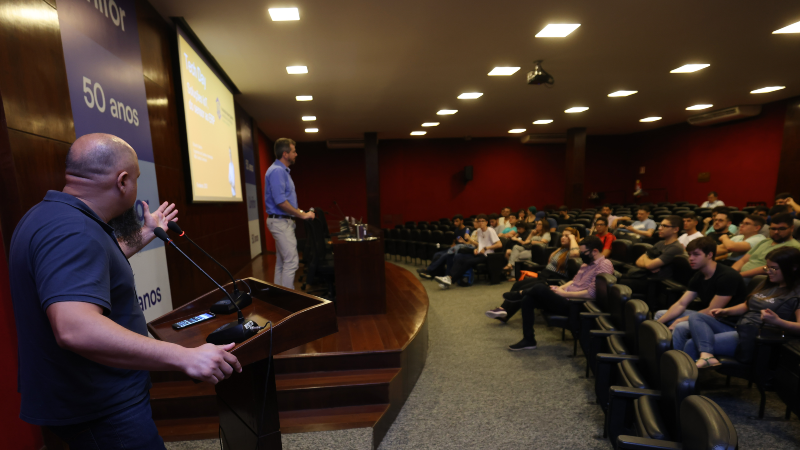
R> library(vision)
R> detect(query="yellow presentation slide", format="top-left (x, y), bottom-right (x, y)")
top-left (177, 32), bottom-right (242, 202)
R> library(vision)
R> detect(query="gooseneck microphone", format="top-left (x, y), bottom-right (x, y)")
top-left (166, 222), bottom-right (252, 315)
top-left (154, 228), bottom-right (260, 345)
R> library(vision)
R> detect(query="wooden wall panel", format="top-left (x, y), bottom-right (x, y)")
top-left (775, 97), bottom-right (800, 199)
top-left (7, 130), bottom-right (69, 212)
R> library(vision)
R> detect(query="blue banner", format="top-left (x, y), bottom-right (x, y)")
top-left (240, 117), bottom-right (262, 258)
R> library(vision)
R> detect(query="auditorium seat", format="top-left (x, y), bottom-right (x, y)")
top-left (610, 239), bottom-right (634, 269)
top-left (729, 211), bottom-right (747, 226)
top-left (581, 285), bottom-right (633, 378)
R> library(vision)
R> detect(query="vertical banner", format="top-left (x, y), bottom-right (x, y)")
top-left (240, 117), bottom-right (262, 258)
top-left (57, 0), bottom-right (173, 321)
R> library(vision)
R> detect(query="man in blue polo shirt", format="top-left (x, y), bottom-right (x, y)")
top-left (9, 134), bottom-right (242, 449)
top-left (264, 138), bottom-right (315, 289)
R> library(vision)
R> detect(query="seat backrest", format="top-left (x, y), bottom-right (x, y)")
top-left (550, 232), bottom-right (562, 247)
top-left (670, 255), bottom-right (695, 287)
top-left (659, 350), bottom-right (699, 441)
top-left (629, 243), bottom-right (652, 262)
top-left (439, 218), bottom-right (451, 225)
top-left (576, 218), bottom-right (591, 227)
top-left (417, 221), bottom-right (428, 227)
top-left (441, 230), bottom-right (455, 245)
top-left (679, 396), bottom-right (738, 450)
top-left (729, 211), bottom-right (746, 226)
top-left (607, 284), bottom-right (633, 330)
top-left (530, 244), bottom-right (548, 265)
top-left (419, 229), bottom-right (431, 242)
top-left (572, 224), bottom-right (587, 238)
top-left (556, 224), bottom-right (574, 233)
top-left (428, 223), bottom-right (439, 231)
top-left (430, 230), bottom-right (444, 245)
top-left (637, 320), bottom-right (672, 389)
top-left (417, 224), bottom-right (428, 230)
top-left (567, 257), bottom-right (583, 279)
top-left (623, 299), bottom-right (650, 354)
top-left (610, 239), bottom-right (632, 263)
top-left (400, 228), bottom-right (411, 239)
top-left (395, 224), bottom-right (404, 229)
top-left (594, 273), bottom-right (617, 312)
top-left (409, 229), bottom-right (421, 241)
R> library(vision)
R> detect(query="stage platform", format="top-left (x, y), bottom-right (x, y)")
top-left (150, 254), bottom-right (429, 449)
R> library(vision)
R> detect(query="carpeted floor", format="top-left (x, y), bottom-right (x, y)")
top-left (168, 261), bottom-right (800, 449)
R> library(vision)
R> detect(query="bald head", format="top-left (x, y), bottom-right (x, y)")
top-left (66, 133), bottom-right (138, 179)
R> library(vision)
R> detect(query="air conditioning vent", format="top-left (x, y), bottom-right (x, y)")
top-left (687, 105), bottom-right (761, 126)
top-left (520, 134), bottom-right (566, 144)
top-left (326, 139), bottom-right (365, 149)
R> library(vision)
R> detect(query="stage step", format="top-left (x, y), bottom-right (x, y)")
top-left (277, 368), bottom-right (400, 411)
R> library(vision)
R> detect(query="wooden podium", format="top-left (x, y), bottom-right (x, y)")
top-left (148, 278), bottom-right (337, 449)
top-left (331, 224), bottom-right (386, 316)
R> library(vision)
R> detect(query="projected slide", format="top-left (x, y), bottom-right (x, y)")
top-left (177, 27), bottom-right (242, 202)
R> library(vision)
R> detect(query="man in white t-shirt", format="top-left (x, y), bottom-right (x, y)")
top-left (717, 215), bottom-right (767, 261)
top-left (436, 213), bottom-right (501, 287)
top-left (700, 191), bottom-right (725, 208)
top-left (678, 212), bottom-right (703, 247)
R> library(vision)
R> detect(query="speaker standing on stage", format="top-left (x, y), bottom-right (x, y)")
top-left (8, 134), bottom-right (242, 450)
top-left (265, 138), bottom-right (315, 289)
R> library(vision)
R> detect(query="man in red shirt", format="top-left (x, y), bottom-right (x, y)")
top-left (589, 216), bottom-right (616, 257)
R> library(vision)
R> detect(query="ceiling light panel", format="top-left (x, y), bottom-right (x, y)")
top-left (773, 20), bottom-right (800, 34)
top-left (305, 128), bottom-right (318, 133)
top-left (410, 131), bottom-right (426, 136)
top-left (670, 64), bottom-right (710, 73)
top-left (535, 24), bottom-right (581, 38)
top-left (302, 116), bottom-right (316, 121)
top-left (640, 117), bottom-right (662, 122)
top-left (533, 119), bottom-right (553, 124)
top-left (565, 107), bottom-right (589, 113)
top-left (750, 86), bottom-right (785, 94)
top-left (422, 122), bottom-right (439, 127)
top-left (268, 8), bottom-right (299, 21)
top-left (608, 90), bottom-right (638, 97)
top-left (296, 95), bottom-right (312, 101)
top-left (286, 66), bottom-right (308, 74)
top-left (488, 67), bottom-right (520, 76)
top-left (437, 110), bottom-right (458, 115)
top-left (457, 92), bottom-right (483, 99)
top-left (686, 104), bottom-right (713, 110)
top-left (508, 129), bottom-right (526, 133)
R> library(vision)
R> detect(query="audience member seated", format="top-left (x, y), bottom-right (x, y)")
top-left (435, 214), bottom-right (501, 288)
top-left (700, 191), bottom-right (725, 208)
top-left (754, 206), bottom-right (770, 237)
top-left (784, 195), bottom-right (800, 215)
top-left (495, 236), bottom-right (614, 350)
top-left (503, 220), bottom-right (551, 279)
top-left (417, 214), bottom-right (472, 279)
top-left (769, 204), bottom-right (800, 230)
top-left (516, 209), bottom-right (526, 223)
top-left (716, 215), bottom-right (766, 262)
top-left (732, 212), bottom-right (800, 283)
top-left (537, 211), bottom-right (557, 233)
top-left (590, 205), bottom-right (620, 232)
top-left (615, 206), bottom-right (657, 239)
top-left (524, 206), bottom-right (538, 226)
top-left (654, 237), bottom-right (746, 353)
top-left (496, 207), bottom-right (512, 234)
top-left (501, 221), bottom-right (528, 254)
top-left (486, 229), bottom-right (580, 322)
top-left (617, 215), bottom-right (686, 296)
top-left (497, 214), bottom-right (519, 239)
top-left (488, 213), bottom-right (500, 232)
top-left (706, 207), bottom-right (736, 242)
top-left (701, 206), bottom-right (738, 235)
top-left (678, 212), bottom-right (703, 248)
top-left (775, 191), bottom-right (793, 207)
top-left (684, 247), bottom-right (800, 368)
top-left (555, 205), bottom-right (572, 225)
top-left (588, 216), bottom-right (615, 257)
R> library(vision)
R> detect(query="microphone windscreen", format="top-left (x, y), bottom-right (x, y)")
top-left (154, 227), bottom-right (170, 242)
top-left (167, 221), bottom-right (183, 234)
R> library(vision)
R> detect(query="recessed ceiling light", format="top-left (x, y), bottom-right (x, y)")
top-left (565, 106), bottom-right (589, 113)
top-left (268, 8), bottom-right (299, 21)
top-left (488, 67), bottom-right (520, 76)
top-left (410, 131), bottom-right (426, 136)
top-left (686, 104), bottom-right (713, 111)
top-left (535, 24), bottom-right (581, 38)
top-left (640, 117), bottom-right (662, 122)
top-left (422, 122), bottom-right (439, 127)
top-left (286, 66), bottom-right (308, 74)
top-left (458, 92), bottom-right (483, 99)
top-left (302, 116), bottom-right (316, 121)
top-left (670, 64), bottom-right (710, 73)
top-left (437, 110), bottom-right (458, 115)
top-left (533, 119), bottom-right (553, 125)
top-left (608, 90), bottom-right (638, 97)
top-left (750, 86), bottom-right (785, 94)
top-left (296, 95), bottom-right (312, 101)
top-left (508, 129), bottom-right (526, 134)
top-left (305, 128), bottom-right (318, 133)
top-left (773, 20), bottom-right (800, 34)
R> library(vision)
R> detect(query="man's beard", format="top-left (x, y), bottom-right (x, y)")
top-left (773, 233), bottom-right (790, 244)
top-left (109, 206), bottom-right (143, 248)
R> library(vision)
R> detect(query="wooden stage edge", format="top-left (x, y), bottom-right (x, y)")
top-left (150, 255), bottom-right (429, 449)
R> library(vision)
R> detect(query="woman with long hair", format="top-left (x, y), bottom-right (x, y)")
top-left (525, 206), bottom-right (538, 225)
top-left (503, 220), bottom-right (552, 280)
top-left (684, 247), bottom-right (800, 368)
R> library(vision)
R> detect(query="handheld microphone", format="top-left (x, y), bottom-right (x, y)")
top-left (166, 222), bottom-right (252, 315)
top-left (154, 228), bottom-right (259, 345)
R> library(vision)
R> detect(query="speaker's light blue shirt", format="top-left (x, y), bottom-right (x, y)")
top-left (264, 160), bottom-right (297, 215)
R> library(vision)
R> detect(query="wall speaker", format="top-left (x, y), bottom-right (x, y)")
top-left (464, 166), bottom-right (473, 182)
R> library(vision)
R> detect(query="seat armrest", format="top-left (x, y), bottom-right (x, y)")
top-left (755, 334), bottom-right (796, 346)
top-left (597, 353), bottom-right (639, 364)
top-left (590, 329), bottom-right (626, 338)
top-left (609, 386), bottom-right (661, 399)
top-left (566, 298), bottom-right (589, 304)
top-left (580, 311), bottom-right (610, 319)
top-left (616, 436), bottom-right (682, 450)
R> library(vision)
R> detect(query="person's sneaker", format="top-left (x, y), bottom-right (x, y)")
top-left (417, 268), bottom-right (433, 279)
top-left (508, 338), bottom-right (538, 351)
top-left (435, 275), bottom-right (452, 286)
top-left (485, 308), bottom-right (507, 319)
top-left (502, 291), bottom-right (524, 301)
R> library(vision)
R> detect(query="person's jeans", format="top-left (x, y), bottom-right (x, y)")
top-left (654, 309), bottom-right (699, 354)
top-left (48, 394), bottom-right (165, 450)
top-left (508, 245), bottom-right (532, 270)
top-left (427, 251), bottom-right (455, 274)
top-left (519, 283), bottom-right (570, 341)
top-left (448, 254), bottom-right (485, 281)
top-left (684, 313), bottom-right (738, 360)
top-left (267, 218), bottom-right (298, 289)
